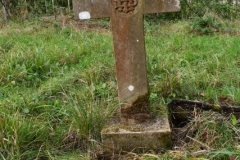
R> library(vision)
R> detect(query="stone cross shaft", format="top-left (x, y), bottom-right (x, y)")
top-left (73, 0), bottom-right (180, 124)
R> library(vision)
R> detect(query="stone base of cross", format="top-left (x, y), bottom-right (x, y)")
top-left (73, 0), bottom-right (180, 152)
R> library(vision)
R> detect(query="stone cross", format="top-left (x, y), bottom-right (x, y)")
top-left (73, 0), bottom-right (180, 124)
top-left (73, 0), bottom-right (180, 152)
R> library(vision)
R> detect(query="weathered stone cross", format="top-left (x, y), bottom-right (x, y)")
top-left (73, 0), bottom-right (180, 151)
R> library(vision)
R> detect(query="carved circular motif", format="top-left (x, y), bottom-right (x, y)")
top-left (112, 0), bottom-right (138, 14)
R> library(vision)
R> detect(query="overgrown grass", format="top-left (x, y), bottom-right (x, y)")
top-left (0, 20), bottom-right (118, 159)
top-left (146, 20), bottom-right (240, 105)
top-left (0, 17), bottom-right (240, 159)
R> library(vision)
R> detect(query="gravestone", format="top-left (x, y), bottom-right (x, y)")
top-left (73, 0), bottom-right (180, 152)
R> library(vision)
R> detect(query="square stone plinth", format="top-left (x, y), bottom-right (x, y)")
top-left (101, 117), bottom-right (172, 153)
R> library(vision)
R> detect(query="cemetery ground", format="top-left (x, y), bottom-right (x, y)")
top-left (0, 16), bottom-right (240, 159)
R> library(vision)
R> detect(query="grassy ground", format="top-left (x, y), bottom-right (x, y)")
top-left (0, 16), bottom-right (240, 159)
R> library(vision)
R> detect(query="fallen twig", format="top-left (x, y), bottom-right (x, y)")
top-left (169, 99), bottom-right (240, 112)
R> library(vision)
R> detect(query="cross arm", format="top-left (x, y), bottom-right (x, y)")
top-left (73, 0), bottom-right (110, 19)
top-left (73, 0), bottom-right (180, 19)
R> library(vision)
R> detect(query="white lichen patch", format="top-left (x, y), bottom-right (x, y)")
top-left (128, 85), bottom-right (134, 91)
top-left (79, 11), bottom-right (91, 20)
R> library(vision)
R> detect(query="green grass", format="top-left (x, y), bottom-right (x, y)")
top-left (0, 20), bottom-right (118, 159)
top-left (146, 21), bottom-right (240, 104)
top-left (0, 18), bottom-right (240, 159)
